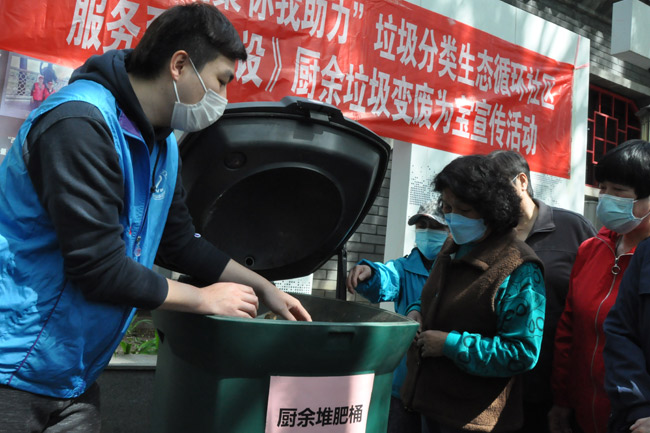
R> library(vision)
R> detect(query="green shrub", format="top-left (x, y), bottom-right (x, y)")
top-left (116, 314), bottom-right (159, 355)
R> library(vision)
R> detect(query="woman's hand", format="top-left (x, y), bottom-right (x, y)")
top-left (416, 330), bottom-right (449, 357)
top-left (407, 310), bottom-right (423, 327)
top-left (407, 309), bottom-right (423, 342)
top-left (346, 264), bottom-right (372, 293)
top-left (631, 417), bottom-right (650, 432)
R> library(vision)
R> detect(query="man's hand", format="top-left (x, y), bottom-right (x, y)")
top-left (346, 264), bottom-right (372, 293)
top-left (218, 260), bottom-right (311, 321)
top-left (198, 282), bottom-right (259, 318)
top-left (416, 330), bottom-right (448, 357)
top-left (260, 287), bottom-right (312, 322)
top-left (161, 279), bottom-right (259, 318)
top-left (631, 417), bottom-right (650, 432)
top-left (548, 404), bottom-right (573, 433)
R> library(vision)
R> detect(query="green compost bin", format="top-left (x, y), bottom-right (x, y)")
top-left (151, 294), bottom-right (418, 433)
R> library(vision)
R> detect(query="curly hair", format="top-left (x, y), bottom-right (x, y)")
top-left (433, 154), bottom-right (521, 234)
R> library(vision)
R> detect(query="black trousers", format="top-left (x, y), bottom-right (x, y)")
top-left (0, 382), bottom-right (100, 433)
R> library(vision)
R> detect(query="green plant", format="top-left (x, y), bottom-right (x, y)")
top-left (116, 314), bottom-right (160, 355)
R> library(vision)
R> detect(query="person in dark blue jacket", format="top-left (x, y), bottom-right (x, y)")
top-left (347, 200), bottom-right (448, 433)
top-left (0, 4), bottom-right (310, 432)
top-left (604, 237), bottom-right (650, 433)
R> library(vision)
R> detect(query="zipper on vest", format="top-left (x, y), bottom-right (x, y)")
top-left (132, 188), bottom-right (152, 258)
top-left (133, 197), bottom-right (152, 258)
top-left (150, 146), bottom-right (162, 193)
top-left (133, 145), bottom-right (162, 258)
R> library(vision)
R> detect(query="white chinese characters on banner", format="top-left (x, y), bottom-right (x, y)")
top-left (236, 31), bottom-right (266, 87)
top-left (67, 0), bottom-right (145, 51)
top-left (292, 47), bottom-right (320, 99)
top-left (67, 0), bottom-right (107, 50)
top-left (61, 0), bottom-right (562, 161)
top-left (104, 0), bottom-right (141, 51)
top-left (254, 6), bottom-right (554, 155)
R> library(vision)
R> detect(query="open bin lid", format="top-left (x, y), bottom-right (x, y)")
top-left (179, 96), bottom-right (391, 281)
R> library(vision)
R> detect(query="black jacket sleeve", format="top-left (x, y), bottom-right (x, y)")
top-left (25, 101), bottom-right (168, 309)
top-left (154, 157), bottom-right (231, 284)
top-left (604, 239), bottom-right (650, 432)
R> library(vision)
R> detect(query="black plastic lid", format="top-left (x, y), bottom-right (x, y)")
top-left (179, 96), bottom-right (390, 281)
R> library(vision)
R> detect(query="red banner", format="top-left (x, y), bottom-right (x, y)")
top-left (0, 0), bottom-right (575, 178)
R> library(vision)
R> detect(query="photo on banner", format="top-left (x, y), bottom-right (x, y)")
top-left (0, 51), bottom-right (72, 120)
top-left (0, 50), bottom-right (73, 162)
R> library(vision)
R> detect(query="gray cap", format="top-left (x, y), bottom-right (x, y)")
top-left (408, 200), bottom-right (447, 226)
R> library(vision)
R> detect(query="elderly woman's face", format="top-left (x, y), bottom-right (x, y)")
top-left (441, 188), bottom-right (482, 220)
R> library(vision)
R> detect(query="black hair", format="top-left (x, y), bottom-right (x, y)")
top-left (595, 139), bottom-right (650, 199)
top-left (128, 3), bottom-right (247, 79)
top-left (487, 150), bottom-right (534, 198)
top-left (434, 155), bottom-right (521, 233)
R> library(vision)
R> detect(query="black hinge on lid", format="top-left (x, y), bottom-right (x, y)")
top-left (285, 96), bottom-right (344, 122)
top-left (336, 246), bottom-right (348, 300)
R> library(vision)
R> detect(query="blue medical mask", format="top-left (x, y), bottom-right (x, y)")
top-left (596, 194), bottom-right (650, 234)
top-left (415, 229), bottom-right (448, 259)
top-left (444, 213), bottom-right (487, 245)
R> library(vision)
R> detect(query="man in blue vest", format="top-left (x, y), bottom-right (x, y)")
top-left (0, 4), bottom-right (310, 432)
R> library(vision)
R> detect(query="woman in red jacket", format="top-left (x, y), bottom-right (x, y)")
top-left (549, 139), bottom-right (650, 433)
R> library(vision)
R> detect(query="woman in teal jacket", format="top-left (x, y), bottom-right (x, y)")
top-left (347, 200), bottom-right (448, 433)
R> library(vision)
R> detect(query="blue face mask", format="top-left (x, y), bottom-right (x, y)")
top-left (444, 213), bottom-right (487, 245)
top-left (415, 229), bottom-right (448, 259)
top-left (596, 194), bottom-right (650, 234)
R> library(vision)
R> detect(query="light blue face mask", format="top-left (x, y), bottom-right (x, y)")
top-left (444, 213), bottom-right (487, 245)
top-left (596, 194), bottom-right (650, 234)
top-left (415, 229), bottom-right (448, 259)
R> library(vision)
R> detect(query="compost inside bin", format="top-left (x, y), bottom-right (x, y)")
top-left (259, 294), bottom-right (411, 323)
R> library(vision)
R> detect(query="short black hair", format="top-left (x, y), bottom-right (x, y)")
top-left (487, 150), bottom-right (534, 198)
top-left (128, 3), bottom-right (247, 79)
top-left (595, 139), bottom-right (650, 199)
top-left (434, 155), bottom-right (521, 234)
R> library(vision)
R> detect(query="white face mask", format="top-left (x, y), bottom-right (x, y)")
top-left (170, 57), bottom-right (228, 132)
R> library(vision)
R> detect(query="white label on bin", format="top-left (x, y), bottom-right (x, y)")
top-left (265, 373), bottom-right (374, 433)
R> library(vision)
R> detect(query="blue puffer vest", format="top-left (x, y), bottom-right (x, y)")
top-left (0, 80), bottom-right (178, 398)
